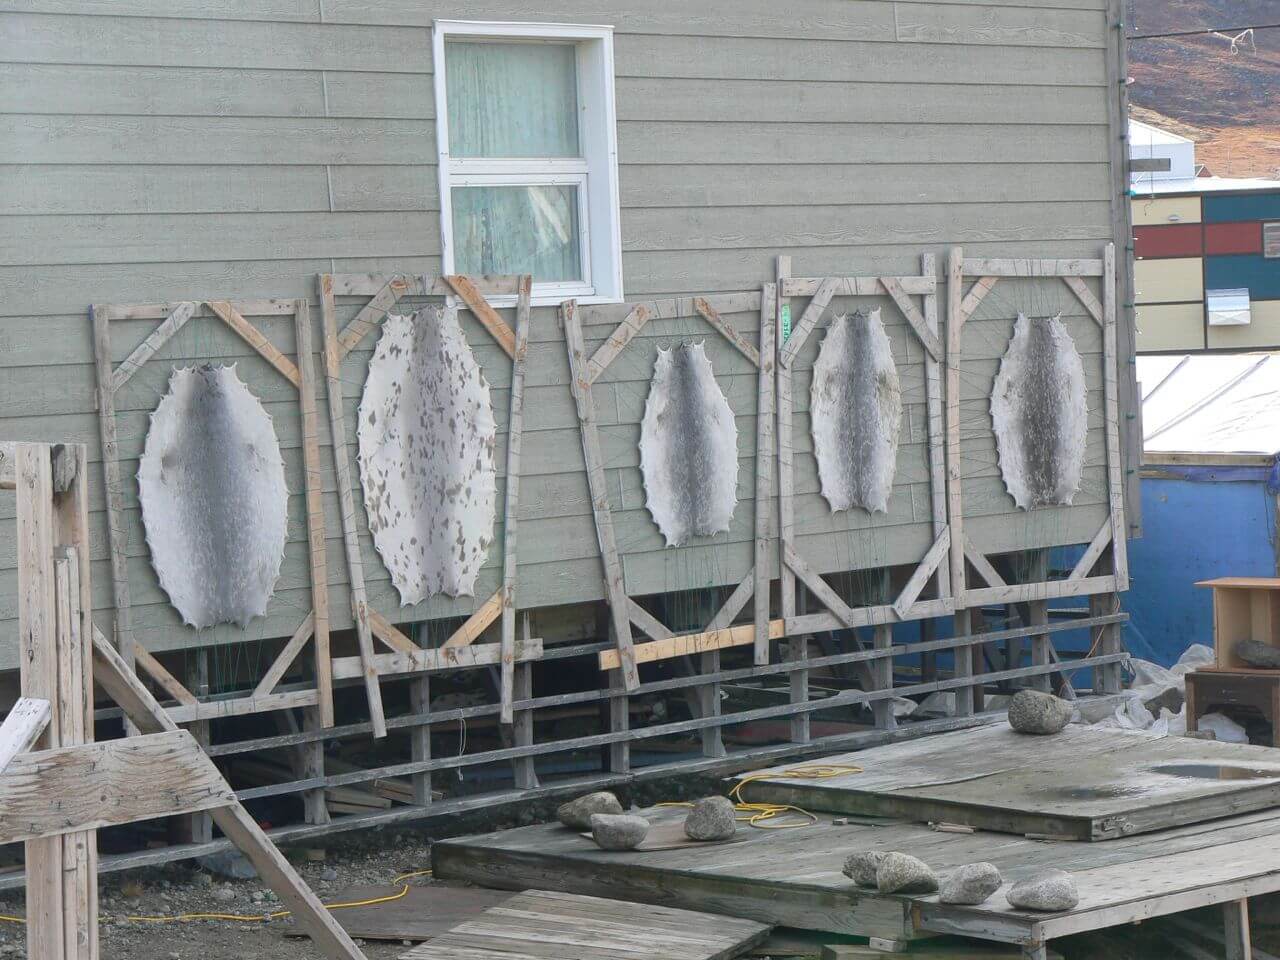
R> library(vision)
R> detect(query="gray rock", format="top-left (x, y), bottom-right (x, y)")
top-left (197, 849), bottom-right (257, 880)
top-left (939, 862), bottom-right (1003, 905)
top-left (590, 813), bottom-right (649, 851)
top-left (684, 796), bottom-right (736, 841)
top-left (1005, 870), bottom-right (1079, 911)
top-left (557, 791), bottom-right (623, 830)
top-left (1236, 640), bottom-right (1280, 670)
top-left (841, 851), bottom-right (886, 888)
top-left (876, 852), bottom-right (939, 895)
top-left (1008, 689), bottom-right (1074, 735)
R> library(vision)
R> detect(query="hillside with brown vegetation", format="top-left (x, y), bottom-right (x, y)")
top-left (1128, 0), bottom-right (1280, 179)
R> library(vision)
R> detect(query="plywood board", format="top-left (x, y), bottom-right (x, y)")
top-left (433, 797), bottom-right (1280, 947)
top-left (735, 724), bottom-right (1280, 840)
top-left (399, 888), bottom-right (770, 960)
top-left (288, 884), bottom-right (511, 943)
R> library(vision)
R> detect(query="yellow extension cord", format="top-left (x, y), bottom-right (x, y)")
top-left (660, 762), bottom-right (864, 829)
top-left (0, 763), bottom-right (864, 927)
top-left (0, 869), bottom-right (434, 926)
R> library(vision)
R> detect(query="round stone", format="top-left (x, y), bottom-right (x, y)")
top-left (1005, 869), bottom-right (1079, 911)
top-left (590, 813), bottom-right (649, 851)
top-left (684, 796), bottom-right (737, 841)
top-left (1008, 689), bottom-right (1075, 735)
top-left (557, 791), bottom-right (623, 830)
top-left (875, 852), bottom-right (939, 895)
top-left (939, 862), bottom-right (1003, 905)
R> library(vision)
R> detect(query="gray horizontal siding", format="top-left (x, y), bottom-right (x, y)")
top-left (0, 0), bottom-right (1121, 660)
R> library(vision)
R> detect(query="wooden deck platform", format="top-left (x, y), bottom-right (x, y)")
top-left (433, 800), bottom-right (1280, 957)
top-left (734, 723), bottom-right (1280, 840)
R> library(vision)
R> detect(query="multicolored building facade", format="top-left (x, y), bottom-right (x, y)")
top-left (1130, 120), bottom-right (1280, 353)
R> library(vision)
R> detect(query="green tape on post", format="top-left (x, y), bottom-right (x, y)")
top-left (780, 303), bottom-right (792, 343)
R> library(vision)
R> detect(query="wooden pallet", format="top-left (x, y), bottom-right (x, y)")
top-left (399, 889), bottom-right (770, 960)
top-left (733, 723), bottom-right (1280, 840)
top-left (433, 801), bottom-right (1280, 959)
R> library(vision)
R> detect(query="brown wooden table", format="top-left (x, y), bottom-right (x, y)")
top-left (1186, 669), bottom-right (1280, 747)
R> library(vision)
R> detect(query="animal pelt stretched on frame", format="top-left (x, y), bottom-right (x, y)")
top-left (810, 308), bottom-right (903, 514)
top-left (639, 340), bottom-right (739, 547)
top-left (991, 313), bottom-right (1088, 510)
top-left (357, 304), bottom-right (498, 603)
top-left (137, 363), bottom-right (289, 629)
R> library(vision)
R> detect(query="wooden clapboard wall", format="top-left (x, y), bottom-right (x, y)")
top-left (0, 0), bottom-right (1136, 664)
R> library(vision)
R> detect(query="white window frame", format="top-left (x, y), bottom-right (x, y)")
top-left (432, 20), bottom-right (623, 306)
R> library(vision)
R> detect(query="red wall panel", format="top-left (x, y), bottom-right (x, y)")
top-left (1134, 223), bottom-right (1203, 258)
top-left (1205, 221), bottom-right (1263, 256)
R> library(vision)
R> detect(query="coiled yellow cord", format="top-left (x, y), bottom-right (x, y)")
top-left (659, 763), bottom-right (864, 830)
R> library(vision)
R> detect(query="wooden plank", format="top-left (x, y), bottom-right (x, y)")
top-left (599, 620), bottom-right (787, 670)
top-left (1223, 899), bottom-right (1251, 960)
top-left (294, 298), bottom-right (333, 726)
top-left (90, 625), bottom-right (176, 735)
top-left (0, 442), bottom-right (12, 491)
top-left (754, 283), bottom-right (776, 666)
top-left (562, 300), bottom-right (639, 692)
top-left (1101, 244), bottom-right (1129, 590)
top-left (334, 275), bottom-right (408, 357)
top-left (586, 303), bottom-right (652, 383)
top-left (775, 259), bottom-right (796, 637)
top-left (91, 306), bottom-right (136, 695)
top-left (251, 613), bottom-right (315, 700)
top-left (782, 277), bottom-right (934, 297)
top-left (1068, 521), bottom-right (1112, 582)
top-left (332, 637), bottom-right (543, 680)
top-left (291, 884), bottom-right (511, 943)
top-left (694, 296), bottom-right (760, 367)
top-left (205, 300), bottom-right (301, 387)
top-left (164, 690), bottom-right (319, 724)
top-left (132, 644), bottom-right (197, 707)
top-left (443, 275), bottom-right (516, 358)
top-left (920, 254), bottom-right (950, 601)
top-left (963, 576), bottom-right (1117, 607)
top-left (400, 888), bottom-right (770, 960)
top-left (14, 442), bottom-right (64, 960)
top-left (963, 536), bottom-right (1007, 588)
top-left (892, 529), bottom-right (951, 618)
top-left (628, 599), bottom-right (674, 642)
top-left (881, 276), bottom-right (942, 360)
top-left (0, 698), bottom-right (51, 774)
top-left (0, 731), bottom-right (233, 842)
top-left (783, 544), bottom-right (858, 629)
top-left (512, 614), bottom-right (539, 790)
top-left (779, 276), bottom-right (837, 369)
top-left (109, 300), bottom-right (197, 392)
top-left (708, 570), bottom-right (755, 633)
top-left (499, 275), bottom-right (532, 724)
top-left (1063, 276), bottom-right (1104, 327)
top-left (961, 258), bottom-right (1104, 277)
top-left (945, 249), bottom-right (968, 608)
top-left (317, 275), bottom-right (386, 739)
top-left (442, 589), bottom-right (504, 650)
top-left (958, 276), bottom-right (999, 321)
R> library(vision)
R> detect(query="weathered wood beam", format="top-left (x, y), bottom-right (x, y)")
top-left (205, 300), bottom-right (301, 387)
top-left (598, 620), bottom-right (786, 671)
top-left (693, 297), bottom-right (760, 367)
top-left (332, 637), bottom-right (543, 680)
top-left (0, 732), bottom-right (233, 843)
top-left (441, 589), bottom-right (504, 650)
top-left (0, 698), bottom-right (51, 775)
top-left (443, 275), bottom-right (516, 358)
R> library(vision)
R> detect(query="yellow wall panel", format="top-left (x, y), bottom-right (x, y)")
top-left (1207, 300), bottom-right (1280, 350)
top-left (1131, 195), bottom-right (1202, 226)
top-left (1136, 302), bottom-right (1204, 352)
top-left (1135, 257), bottom-right (1203, 304)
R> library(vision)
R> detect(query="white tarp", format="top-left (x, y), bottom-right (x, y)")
top-left (1139, 353), bottom-right (1280, 454)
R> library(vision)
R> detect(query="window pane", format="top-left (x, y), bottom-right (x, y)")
top-left (446, 41), bottom-right (579, 158)
top-left (452, 184), bottom-right (582, 282)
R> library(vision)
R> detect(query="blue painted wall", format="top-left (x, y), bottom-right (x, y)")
top-left (1205, 255), bottom-right (1280, 301)
top-left (1123, 474), bottom-right (1278, 666)
top-left (1204, 193), bottom-right (1280, 223)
